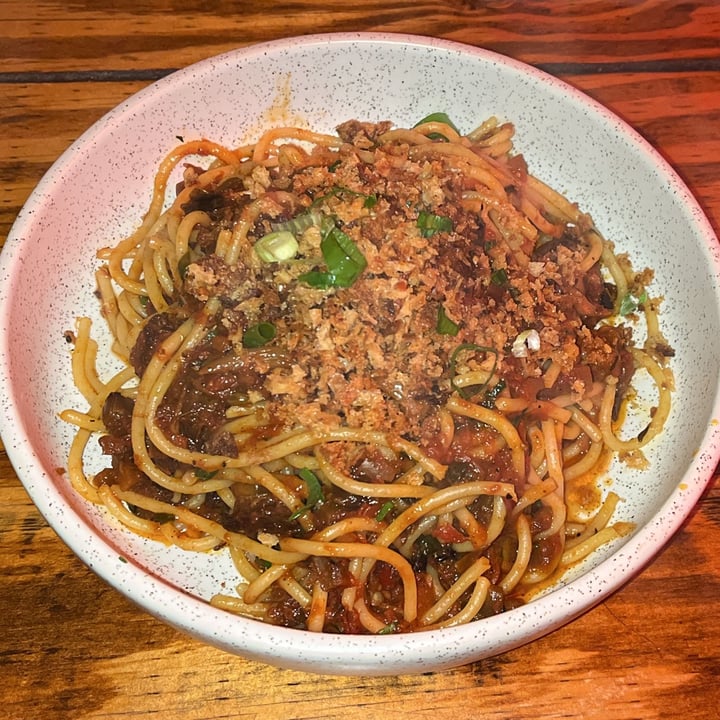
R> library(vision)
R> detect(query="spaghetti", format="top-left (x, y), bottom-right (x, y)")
top-left (61, 115), bottom-right (674, 634)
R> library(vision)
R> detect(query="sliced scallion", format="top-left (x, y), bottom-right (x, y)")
top-left (299, 225), bottom-right (367, 289)
top-left (288, 468), bottom-right (325, 520)
top-left (511, 329), bottom-right (541, 358)
top-left (450, 343), bottom-right (499, 399)
top-left (417, 210), bottom-right (453, 238)
top-left (254, 230), bottom-right (299, 263)
top-left (490, 268), bottom-right (509, 286)
top-left (242, 322), bottom-right (276, 348)
top-left (414, 112), bottom-right (460, 141)
top-left (437, 305), bottom-right (460, 336)
top-left (270, 208), bottom-right (326, 235)
top-left (618, 289), bottom-right (648, 316)
top-left (414, 112), bottom-right (460, 133)
top-left (377, 621), bottom-right (399, 635)
top-left (376, 501), bottom-right (395, 522)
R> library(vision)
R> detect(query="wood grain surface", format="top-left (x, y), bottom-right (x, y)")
top-left (2, 2), bottom-right (720, 719)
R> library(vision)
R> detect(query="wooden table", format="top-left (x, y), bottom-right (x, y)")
top-left (2, 2), bottom-right (719, 718)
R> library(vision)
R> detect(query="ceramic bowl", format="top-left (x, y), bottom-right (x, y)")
top-left (1, 33), bottom-right (719, 675)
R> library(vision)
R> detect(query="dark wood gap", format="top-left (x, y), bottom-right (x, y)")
top-left (2, 57), bottom-right (720, 85)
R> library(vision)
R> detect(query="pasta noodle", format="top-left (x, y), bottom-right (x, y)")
top-left (61, 114), bottom-right (674, 634)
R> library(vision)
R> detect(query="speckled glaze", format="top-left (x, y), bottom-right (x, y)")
top-left (1, 33), bottom-right (719, 676)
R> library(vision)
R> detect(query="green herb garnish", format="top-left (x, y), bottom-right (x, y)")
top-left (417, 211), bottom-right (453, 238)
top-left (271, 208), bottom-right (327, 235)
top-left (288, 468), bottom-right (325, 520)
top-left (450, 343), bottom-right (499, 399)
top-left (376, 501), bottom-right (395, 522)
top-left (618, 289), bottom-right (648, 315)
top-left (414, 112), bottom-right (460, 141)
top-left (436, 305), bottom-right (460, 336)
top-left (490, 268), bottom-right (509, 286)
top-left (254, 230), bottom-right (299, 263)
top-left (299, 225), bottom-right (367, 289)
top-left (377, 621), bottom-right (399, 635)
top-left (242, 322), bottom-right (276, 348)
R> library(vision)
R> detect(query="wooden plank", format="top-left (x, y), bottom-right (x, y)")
top-left (1, 1), bottom-right (720, 75)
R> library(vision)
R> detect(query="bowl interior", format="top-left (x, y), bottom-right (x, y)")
top-left (1, 33), bottom-right (719, 675)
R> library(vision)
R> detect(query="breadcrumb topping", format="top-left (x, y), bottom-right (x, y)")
top-left (178, 121), bottom-right (617, 442)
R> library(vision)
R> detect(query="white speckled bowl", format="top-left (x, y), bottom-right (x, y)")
top-left (1, 33), bottom-right (719, 675)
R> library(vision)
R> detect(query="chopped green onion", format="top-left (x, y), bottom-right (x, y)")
top-left (414, 112), bottom-right (460, 136)
top-left (414, 113), bottom-right (459, 141)
top-left (511, 329), bottom-right (541, 358)
top-left (299, 468), bottom-right (323, 504)
top-left (289, 468), bottom-right (325, 520)
top-left (436, 305), bottom-right (460, 336)
top-left (296, 270), bottom-right (335, 289)
top-left (363, 194), bottom-right (378, 209)
top-left (618, 289), bottom-right (648, 315)
top-left (491, 268), bottom-right (509, 286)
top-left (194, 468), bottom-right (218, 480)
top-left (271, 208), bottom-right (326, 235)
top-left (417, 211), bottom-right (453, 238)
top-left (299, 225), bottom-right (367, 289)
top-left (242, 322), bottom-right (276, 348)
top-left (376, 501), bottom-right (395, 522)
top-left (377, 621), bottom-right (399, 635)
top-left (254, 230), bottom-right (299, 262)
top-left (450, 343), bottom-right (498, 399)
top-left (321, 227), bottom-right (364, 275)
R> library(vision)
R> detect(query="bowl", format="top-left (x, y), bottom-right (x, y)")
top-left (1, 32), bottom-right (719, 676)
